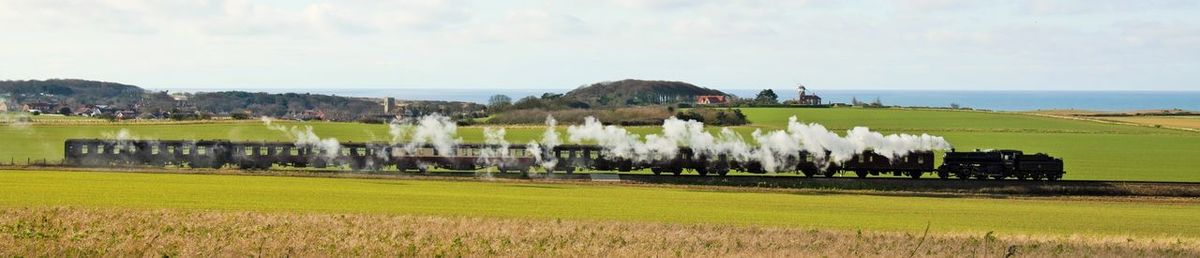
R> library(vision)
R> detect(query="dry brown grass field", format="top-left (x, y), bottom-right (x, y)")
top-left (1100, 116), bottom-right (1200, 130)
top-left (2, 207), bottom-right (1197, 257)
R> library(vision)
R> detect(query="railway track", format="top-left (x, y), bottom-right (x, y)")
top-left (11, 165), bottom-right (1200, 197)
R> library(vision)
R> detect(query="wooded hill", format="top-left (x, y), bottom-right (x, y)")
top-left (562, 79), bottom-right (729, 107)
top-left (0, 79), bottom-right (161, 108)
top-left (0, 79), bottom-right (484, 121)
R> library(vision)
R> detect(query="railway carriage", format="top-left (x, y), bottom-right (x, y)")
top-left (63, 139), bottom-right (1064, 181)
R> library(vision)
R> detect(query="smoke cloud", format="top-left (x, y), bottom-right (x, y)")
top-left (261, 117), bottom-right (342, 160)
top-left (562, 115), bottom-right (951, 172)
top-left (527, 115), bottom-right (560, 170)
top-left (477, 127), bottom-right (511, 166)
top-left (1, 112), bottom-right (32, 129)
top-left (402, 114), bottom-right (462, 157)
top-left (270, 113), bottom-right (951, 173)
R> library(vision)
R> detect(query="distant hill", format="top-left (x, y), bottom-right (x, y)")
top-left (0, 79), bottom-right (154, 108)
top-left (562, 79), bottom-right (728, 107)
top-left (0, 79), bottom-right (483, 121)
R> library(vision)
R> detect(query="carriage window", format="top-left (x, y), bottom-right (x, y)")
top-left (80, 145), bottom-right (89, 154)
top-left (290, 148), bottom-right (299, 156)
top-left (918, 157), bottom-right (926, 164)
top-left (341, 148), bottom-right (350, 156)
top-left (356, 147), bottom-right (367, 156)
top-left (197, 146), bottom-right (207, 155)
top-left (96, 145), bottom-right (105, 154)
top-left (151, 146), bottom-right (159, 155)
top-left (805, 156), bottom-right (813, 162)
top-left (113, 147), bottom-right (121, 154)
top-left (181, 147), bottom-right (191, 155)
top-left (167, 146), bottom-right (175, 154)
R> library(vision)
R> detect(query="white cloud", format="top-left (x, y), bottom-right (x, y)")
top-left (0, 0), bottom-right (1197, 90)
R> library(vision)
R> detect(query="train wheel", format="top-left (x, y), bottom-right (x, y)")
top-left (716, 169), bottom-right (729, 176)
top-left (824, 171), bottom-right (836, 178)
top-left (697, 167), bottom-right (710, 176)
top-left (937, 171), bottom-right (950, 179)
top-left (1048, 175), bottom-right (1061, 181)
top-left (1033, 174), bottom-right (1045, 181)
top-left (1016, 175), bottom-right (1027, 181)
top-left (671, 169), bottom-right (682, 176)
top-left (855, 171), bottom-right (868, 179)
top-left (909, 172), bottom-right (922, 179)
top-left (651, 168), bottom-right (662, 175)
top-left (565, 167), bottom-right (575, 175)
top-left (802, 170), bottom-right (815, 178)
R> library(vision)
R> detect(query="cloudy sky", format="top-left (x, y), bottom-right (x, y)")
top-left (0, 0), bottom-right (1197, 91)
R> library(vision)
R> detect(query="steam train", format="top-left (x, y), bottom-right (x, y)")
top-left (62, 139), bottom-right (1064, 180)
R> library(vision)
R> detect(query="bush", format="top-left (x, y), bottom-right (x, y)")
top-left (675, 108), bottom-right (748, 126)
top-left (356, 117), bottom-right (388, 124)
top-left (231, 113), bottom-right (251, 120)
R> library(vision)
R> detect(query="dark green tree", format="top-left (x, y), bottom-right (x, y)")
top-left (755, 89), bottom-right (779, 104)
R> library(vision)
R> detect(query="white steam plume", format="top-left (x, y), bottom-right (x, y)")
top-left (562, 115), bottom-right (952, 173)
top-left (529, 115), bottom-right (561, 170)
top-left (477, 127), bottom-right (511, 166)
top-left (261, 117), bottom-right (342, 160)
top-left (567, 116), bottom-right (679, 162)
top-left (403, 114), bottom-right (462, 156)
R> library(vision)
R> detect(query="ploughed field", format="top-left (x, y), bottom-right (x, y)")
top-left (2, 108), bottom-right (1198, 182)
top-left (2, 170), bottom-right (1198, 239)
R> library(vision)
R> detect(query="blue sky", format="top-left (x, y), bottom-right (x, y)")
top-left (0, 0), bottom-right (1197, 91)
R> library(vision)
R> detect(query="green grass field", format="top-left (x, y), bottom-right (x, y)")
top-left (2, 107), bottom-right (1197, 181)
top-left (2, 170), bottom-right (1197, 238)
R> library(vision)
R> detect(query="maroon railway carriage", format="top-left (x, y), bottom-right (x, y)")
top-left (65, 139), bottom-right (1003, 180)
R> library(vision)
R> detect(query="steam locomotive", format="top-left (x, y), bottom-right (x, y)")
top-left (62, 139), bottom-right (1064, 180)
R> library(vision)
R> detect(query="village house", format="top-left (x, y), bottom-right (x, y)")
top-left (695, 95), bottom-right (728, 105)
top-left (795, 84), bottom-right (822, 106)
top-left (21, 102), bottom-right (56, 114)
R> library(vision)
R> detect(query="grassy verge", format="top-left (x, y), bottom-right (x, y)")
top-left (1, 170), bottom-right (1198, 238)
top-left (3, 207), bottom-right (1197, 257)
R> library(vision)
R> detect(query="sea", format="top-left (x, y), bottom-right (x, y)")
top-left (171, 88), bottom-right (1200, 112)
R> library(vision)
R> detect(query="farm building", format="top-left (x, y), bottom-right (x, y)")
top-left (795, 85), bottom-right (822, 106)
top-left (696, 95), bottom-right (728, 105)
top-left (22, 102), bottom-right (56, 113)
